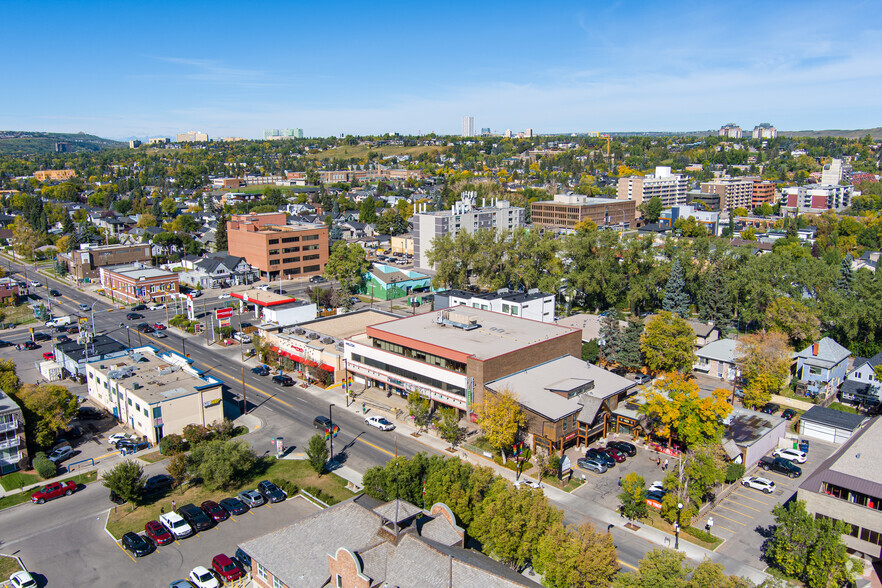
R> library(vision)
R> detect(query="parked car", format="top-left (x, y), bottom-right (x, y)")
top-left (62, 425), bottom-right (83, 440)
top-left (237, 489), bottom-right (266, 508)
top-left (109, 490), bottom-right (126, 504)
top-left (29, 280), bottom-right (40, 288)
top-left (272, 374), bottom-right (294, 386)
top-left (42, 351), bottom-right (54, 361)
top-left (772, 448), bottom-right (808, 464)
top-left (576, 457), bottom-right (607, 474)
top-left (144, 474), bottom-right (175, 495)
top-left (121, 531), bottom-right (154, 557)
top-left (77, 406), bottom-right (104, 420)
top-left (107, 433), bottom-right (133, 445)
top-left (741, 476), bottom-right (777, 494)
top-left (586, 448), bottom-right (615, 468)
top-left (47, 445), bottom-right (74, 463)
top-left (56, 334), bottom-right (70, 343)
top-left (23, 341), bottom-right (39, 350)
top-left (145, 520), bottom-right (174, 545)
top-left (759, 456), bottom-right (802, 478)
top-left (31, 481), bottom-right (77, 503)
top-left (189, 566), bottom-right (220, 588)
top-left (513, 478), bottom-right (542, 489)
top-left (126, 312), bottom-right (143, 320)
top-left (233, 332), bottom-right (251, 343)
top-left (251, 365), bottom-right (270, 376)
top-left (159, 511), bottom-right (193, 539)
top-left (634, 373), bottom-right (651, 385)
top-left (647, 490), bottom-right (667, 502)
top-left (760, 402), bottom-right (781, 415)
top-left (177, 503), bottom-right (213, 532)
top-left (234, 547), bottom-right (251, 571)
top-left (313, 415), bottom-right (332, 429)
top-left (148, 303), bottom-right (165, 310)
top-left (0, 340), bottom-right (10, 348)
top-left (257, 480), bottom-right (287, 503)
top-left (648, 481), bottom-right (665, 494)
top-left (201, 500), bottom-right (229, 522)
top-left (600, 447), bottom-right (626, 463)
top-left (212, 553), bottom-right (244, 582)
top-left (191, 290), bottom-right (203, 298)
top-left (606, 440), bottom-right (637, 457)
top-left (781, 408), bottom-right (797, 420)
top-left (8, 570), bottom-right (37, 588)
top-left (131, 304), bottom-right (147, 311)
top-left (169, 581), bottom-right (195, 588)
top-left (219, 496), bottom-right (249, 515)
top-left (33, 332), bottom-right (51, 342)
top-left (365, 415), bottom-right (395, 431)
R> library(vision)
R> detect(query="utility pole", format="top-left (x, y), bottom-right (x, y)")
top-left (328, 403), bottom-right (334, 463)
top-left (241, 365), bottom-right (247, 416)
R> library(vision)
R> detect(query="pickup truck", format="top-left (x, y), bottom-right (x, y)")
top-left (758, 456), bottom-right (802, 478)
top-left (31, 481), bottom-right (77, 503)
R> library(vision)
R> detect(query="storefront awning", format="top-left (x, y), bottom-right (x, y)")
top-left (320, 364), bottom-right (335, 372)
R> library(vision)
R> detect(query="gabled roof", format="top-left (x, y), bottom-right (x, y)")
top-left (795, 337), bottom-right (851, 367)
top-left (696, 338), bottom-right (738, 363)
top-left (800, 405), bottom-right (867, 431)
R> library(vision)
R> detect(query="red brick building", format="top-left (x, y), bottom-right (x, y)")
top-left (227, 212), bottom-right (329, 281)
top-left (98, 264), bottom-right (179, 305)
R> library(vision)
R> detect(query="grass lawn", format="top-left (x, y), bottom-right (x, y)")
top-left (643, 510), bottom-right (722, 550)
top-left (306, 144), bottom-right (445, 161)
top-left (542, 476), bottom-right (586, 492)
top-left (139, 451), bottom-right (167, 464)
top-left (0, 471), bottom-right (96, 512)
top-left (829, 402), bottom-right (859, 414)
top-left (2, 303), bottom-right (38, 326)
top-left (106, 458), bottom-right (355, 539)
top-left (0, 555), bottom-right (22, 578)
top-left (0, 471), bottom-right (40, 492)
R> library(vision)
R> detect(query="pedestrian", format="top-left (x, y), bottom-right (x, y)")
top-left (172, 499), bottom-right (176, 512)
top-left (663, 458), bottom-right (669, 471)
top-left (617, 476), bottom-right (622, 486)
top-left (657, 456), bottom-right (661, 467)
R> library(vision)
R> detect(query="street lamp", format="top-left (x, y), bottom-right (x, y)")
top-left (675, 502), bottom-right (683, 549)
top-left (328, 403), bottom-right (335, 464)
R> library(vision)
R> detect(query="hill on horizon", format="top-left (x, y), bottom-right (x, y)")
top-left (0, 131), bottom-right (125, 155)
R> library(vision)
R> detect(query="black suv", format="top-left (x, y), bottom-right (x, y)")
top-left (760, 403), bottom-right (781, 415)
top-left (178, 503), bottom-right (213, 532)
top-left (586, 448), bottom-right (615, 468)
top-left (759, 456), bottom-right (802, 478)
top-left (606, 440), bottom-right (637, 457)
top-left (33, 332), bottom-right (51, 342)
top-left (136, 323), bottom-right (154, 333)
top-left (131, 304), bottom-right (147, 311)
top-left (126, 312), bottom-right (143, 320)
top-left (272, 374), bottom-right (294, 386)
top-left (257, 480), bottom-right (287, 503)
top-left (144, 474), bottom-right (175, 495)
top-left (121, 531), bottom-right (153, 557)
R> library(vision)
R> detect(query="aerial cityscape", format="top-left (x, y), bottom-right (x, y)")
top-left (1, 1), bottom-right (881, 588)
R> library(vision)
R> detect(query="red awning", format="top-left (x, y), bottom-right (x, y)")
top-left (320, 364), bottom-right (335, 372)
top-left (270, 346), bottom-right (280, 353)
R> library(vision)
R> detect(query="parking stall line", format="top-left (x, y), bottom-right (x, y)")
top-left (733, 492), bottom-right (773, 506)
top-left (117, 542), bottom-right (137, 563)
top-left (716, 504), bottom-right (754, 519)
top-left (722, 499), bottom-right (762, 513)
top-left (712, 512), bottom-right (747, 527)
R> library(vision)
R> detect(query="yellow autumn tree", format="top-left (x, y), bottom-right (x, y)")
top-left (640, 373), bottom-right (732, 448)
top-left (473, 388), bottom-right (525, 462)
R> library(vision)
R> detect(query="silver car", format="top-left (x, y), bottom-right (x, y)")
top-left (237, 489), bottom-right (266, 508)
top-left (576, 457), bottom-right (608, 474)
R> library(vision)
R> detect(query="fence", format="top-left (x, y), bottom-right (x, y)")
top-left (67, 457), bottom-right (95, 472)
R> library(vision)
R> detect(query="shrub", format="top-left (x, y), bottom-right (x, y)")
top-left (182, 424), bottom-right (212, 446)
top-left (725, 462), bottom-right (746, 484)
top-left (272, 478), bottom-right (298, 497)
top-left (303, 485), bottom-right (337, 505)
top-left (684, 526), bottom-right (718, 543)
top-left (159, 433), bottom-right (187, 455)
top-left (33, 452), bottom-right (57, 479)
top-left (210, 418), bottom-right (235, 440)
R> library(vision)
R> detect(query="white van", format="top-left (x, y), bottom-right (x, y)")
top-left (159, 511), bottom-right (193, 539)
top-left (45, 316), bottom-right (72, 328)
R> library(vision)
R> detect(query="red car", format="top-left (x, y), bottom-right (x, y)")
top-left (42, 351), bottom-right (55, 360)
top-left (31, 481), bottom-right (76, 503)
top-left (153, 323), bottom-right (167, 330)
top-left (212, 554), bottom-right (243, 582)
top-left (145, 520), bottom-right (173, 545)
top-left (600, 447), bottom-right (626, 463)
top-left (201, 500), bottom-right (229, 522)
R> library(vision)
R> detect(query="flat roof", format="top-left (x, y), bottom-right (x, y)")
top-left (104, 264), bottom-right (176, 280)
top-left (233, 289), bottom-right (298, 307)
top-left (298, 309), bottom-right (401, 340)
top-left (366, 308), bottom-right (578, 361)
top-left (57, 335), bottom-right (128, 362)
top-left (89, 346), bottom-right (221, 404)
top-left (0, 387), bottom-right (22, 415)
top-left (724, 406), bottom-right (784, 447)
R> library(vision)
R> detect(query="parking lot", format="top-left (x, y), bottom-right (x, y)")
top-left (11, 494), bottom-right (320, 588)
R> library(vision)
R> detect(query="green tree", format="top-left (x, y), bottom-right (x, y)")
top-left (599, 311), bottom-right (624, 367)
top-left (640, 312), bottom-right (696, 374)
top-left (14, 383), bottom-right (78, 447)
top-left (735, 331), bottom-right (792, 409)
top-left (151, 197), bottom-right (162, 219)
top-left (619, 319), bottom-right (645, 372)
top-left (765, 296), bottom-right (820, 348)
top-left (534, 520), bottom-right (619, 588)
top-left (687, 559), bottom-right (753, 588)
top-left (611, 548), bottom-right (689, 588)
top-left (836, 255), bottom-right (853, 295)
top-left (359, 197), bottom-right (377, 223)
top-left (102, 460), bottom-right (145, 505)
top-left (306, 433), bottom-right (329, 475)
top-left (618, 472), bottom-right (649, 520)
top-left (374, 209), bottom-right (407, 235)
top-left (263, 187), bottom-right (286, 206)
top-left (160, 196), bottom-right (177, 216)
top-left (424, 457), bottom-right (495, 526)
top-left (641, 196), bottom-right (663, 224)
top-left (663, 260), bottom-right (691, 318)
top-left (186, 439), bottom-right (256, 490)
top-left (698, 271), bottom-right (733, 327)
top-left (215, 212), bottom-right (228, 251)
top-left (764, 500), bottom-right (855, 588)
top-left (323, 241), bottom-right (369, 298)
top-left (473, 388), bottom-right (525, 463)
top-left (12, 216), bottom-right (40, 260)
top-left (407, 390), bottom-right (434, 432)
top-left (640, 374), bottom-right (732, 448)
top-left (166, 453), bottom-right (188, 488)
top-left (470, 479), bottom-right (563, 570)
top-left (437, 407), bottom-right (464, 447)
top-left (61, 212), bottom-right (75, 235)
top-left (32, 452), bottom-right (57, 479)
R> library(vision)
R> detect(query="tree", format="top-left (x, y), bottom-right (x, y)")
top-left (534, 520), bottom-right (619, 588)
top-left (323, 241), bottom-right (369, 297)
top-left (470, 479), bottom-right (563, 570)
top-left (618, 472), bottom-right (649, 520)
top-left (14, 383), bottom-right (78, 447)
top-left (306, 433), bottom-right (329, 475)
top-left (765, 296), bottom-right (820, 347)
top-left (599, 312), bottom-right (624, 367)
top-left (641, 312), bottom-right (696, 374)
top-left (12, 216), bottom-right (40, 260)
top-left (32, 452), bottom-right (57, 479)
top-left (151, 197), bottom-right (162, 219)
top-left (263, 187), bottom-right (285, 206)
top-left (55, 235), bottom-right (74, 253)
top-left (836, 255), bottom-right (853, 295)
top-left (764, 500), bottom-right (855, 588)
top-left (437, 407), bottom-right (464, 447)
top-left (137, 213), bottom-right (157, 228)
top-left (359, 197), bottom-right (377, 223)
top-left (407, 390), bottom-right (434, 433)
top-left (688, 559), bottom-right (753, 588)
top-left (618, 319), bottom-right (645, 372)
top-left (374, 209), bottom-right (407, 235)
top-left (611, 548), bottom-right (689, 588)
top-left (186, 439), bottom-right (255, 490)
top-left (166, 453), bottom-right (188, 488)
top-left (698, 271), bottom-right (733, 327)
top-left (735, 331), bottom-right (792, 408)
top-left (473, 388), bottom-right (525, 463)
top-left (663, 260), bottom-right (691, 318)
top-left (641, 196), bottom-right (663, 223)
top-left (102, 460), bottom-right (145, 505)
top-left (160, 196), bottom-right (178, 216)
top-left (640, 374), bottom-right (732, 448)
top-left (214, 211), bottom-right (228, 251)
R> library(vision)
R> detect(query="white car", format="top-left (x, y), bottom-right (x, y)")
top-left (29, 280), bottom-right (41, 288)
top-left (741, 476), bottom-right (777, 494)
top-left (365, 415), bottom-right (395, 431)
top-left (513, 478), bottom-right (543, 490)
top-left (9, 571), bottom-right (37, 588)
top-left (217, 293), bottom-right (231, 300)
top-left (189, 566), bottom-right (220, 588)
top-left (772, 448), bottom-right (807, 464)
top-left (107, 433), bottom-right (133, 445)
top-left (233, 332), bottom-right (252, 344)
top-left (159, 511), bottom-right (194, 539)
top-left (648, 481), bottom-right (665, 493)
top-left (148, 303), bottom-right (166, 310)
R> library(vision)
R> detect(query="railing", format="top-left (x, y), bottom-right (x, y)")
top-left (0, 420), bottom-right (18, 433)
top-left (0, 436), bottom-right (21, 450)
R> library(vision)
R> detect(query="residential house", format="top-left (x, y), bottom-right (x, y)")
top-left (795, 337), bottom-right (851, 399)
top-left (694, 338), bottom-right (739, 382)
top-left (361, 264), bottom-right (431, 301)
top-left (178, 253), bottom-right (258, 288)
top-left (686, 319), bottom-right (720, 348)
top-left (840, 352), bottom-right (882, 407)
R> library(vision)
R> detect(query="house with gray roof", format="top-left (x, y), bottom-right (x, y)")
top-left (841, 351), bottom-right (882, 407)
top-left (178, 253), bottom-right (257, 288)
top-left (239, 496), bottom-right (538, 588)
top-left (798, 405), bottom-right (867, 444)
top-left (694, 338), bottom-right (739, 382)
top-left (795, 337), bottom-right (852, 399)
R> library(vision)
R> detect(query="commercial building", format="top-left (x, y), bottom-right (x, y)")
top-left (659, 205), bottom-right (720, 235)
top-left (686, 189), bottom-right (722, 212)
top-left (263, 129), bottom-right (303, 140)
top-left (434, 288), bottom-right (555, 323)
top-left (176, 131), bottom-right (209, 142)
top-left (98, 263), bottom-right (180, 305)
top-left (57, 243), bottom-right (153, 281)
top-left (85, 346), bottom-right (224, 444)
top-left (0, 387), bottom-right (27, 474)
top-left (33, 169), bottom-right (76, 182)
top-left (719, 124), bottom-right (743, 139)
top-left (617, 166), bottom-right (688, 208)
top-left (781, 184), bottom-right (853, 213)
top-left (226, 212), bottom-right (329, 281)
top-left (344, 308), bottom-right (581, 414)
top-left (389, 234), bottom-right (413, 255)
top-left (232, 289), bottom-right (316, 329)
top-left (361, 264), bottom-right (431, 301)
top-left (530, 194), bottom-right (636, 230)
top-left (55, 335), bottom-right (129, 377)
top-left (314, 168), bottom-right (423, 184)
top-left (797, 416), bottom-right (882, 560)
top-left (148, 137), bottom-right (169, 145)
top-left (752, 123), bottom-right (777, 139)
top-left (722, 406), bottom-right (787, 467)
top-left (752, 178), bottom-right (777, 206)
top-left (240, 496), bottom-right (537, 588)
top-left (700, 177), bottom-right (754, 212)
top-left (412, 193), bottom-right (525, 270)
top-left (462, 116), bottom-right (475, 137)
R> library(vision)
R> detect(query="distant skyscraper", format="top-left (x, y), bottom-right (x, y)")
top-left (462, 116), bottom-right (475, 137)
top-left (263, 129), bottom-right (301, 140)
top-left (480, 127), bottom-right (491, 136)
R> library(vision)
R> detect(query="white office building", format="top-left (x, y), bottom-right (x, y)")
top-left (617, 166), bottom-right (688, 208)
top-left (461, 116), bottom-right (475, 138)
top-left (821, 158), bottom-right (853, 186)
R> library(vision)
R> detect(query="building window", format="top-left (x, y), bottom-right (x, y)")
top-left (127, 399), bottom-right (132, 406)
top-left (273, 577), bottom-right (284, 588)
top-left (281, 236), bottom-right (299, 243)
top-left (502, 303), bottom-right (510, 313)
top-left (269, 250), bottom-right (280, 256)
top-left (336, 574), bottom-right (343, 588)
top-left (303, 254), bottom-right (320, 261)
top-left (511, 307), bottom-right (519, 316)
top-left (304, 265), bottom-right (320, 272)
top-left (269, 260), bottom-right (280, 266)
top-left (268, 239), bottom-right (279, 245)
top-left (282, 257), bottom-right (300, 264)
top-left (256, 563), bottom-right (267, 579)
top-left (303, 234), bottom-right (319, 241)
top-left (861, 528), bottom-right (882, 546)
top-left (809, 366), bottom-right (822, 376)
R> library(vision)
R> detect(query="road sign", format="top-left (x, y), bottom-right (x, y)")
top-left (220, 318), bottom-right (231, 328)
top-left (216, 307), bottom-right (234, 320)
top-left (79, 317), bottom-right (88, 325)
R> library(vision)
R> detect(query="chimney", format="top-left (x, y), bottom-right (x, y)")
top-left (812, 342), bottom-right (819, 356)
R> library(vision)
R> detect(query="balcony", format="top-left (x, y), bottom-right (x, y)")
top-left (0, 436), bottom-right (21, 450)
top-left (0, 420), bottom-right (19, 434)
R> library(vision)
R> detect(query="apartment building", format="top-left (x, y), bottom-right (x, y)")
top-left (85, 346), bottom-right (224, 444)
top-left (462, 116), bottom-right (475, 137)
top-left (752, 178), bottom-right (777, 206)
top-left (781, 184), bottom-right (853, 213)
top-left (226, 212), bottom-right (328, 281)
top-left (719, 124), bottom-right (743, 139)
top-left (822, 158), bottom-right (853, 186)
top-left (33, 169), bottom-right (76, 182)
top-left (659, 205), bottom-right (720, 235)
top-left (617, 166), bottom-right (688, 208)
top-left (531, 194), bottom-right (636, 230)
top-left (0, 388), bottom-right (27, 474)
top-left (700, 177), bottom-right (754, 212)
top-left (752, 123), bottom-right (777, 139)
top-left (434, 288), bottom-right (555, 323)
top-left (176, 131), bottom-right (209, 142)
top-left (57, 243), bottom-right (153, 281)
top-left (99, 263), bottom-right (180, 305)
top-left (412, 193), bottom-right (525, 270)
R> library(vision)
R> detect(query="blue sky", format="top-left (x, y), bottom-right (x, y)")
top-left (2, 0), bottom-right (881, 140)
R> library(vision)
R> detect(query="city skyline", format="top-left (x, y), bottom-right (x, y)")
top-left (1, 0), bottom-right (880, 140)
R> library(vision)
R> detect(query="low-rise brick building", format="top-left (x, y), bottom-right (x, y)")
top-left (58, 243), bottom-right (153, 281)
top-left (98, 263), bottom-right (179, 305)
top-left (227, 212), bottom-right (329, 281)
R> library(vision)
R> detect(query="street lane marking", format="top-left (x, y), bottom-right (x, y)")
top-left (618, 559), bottom-right (637, 571)
top-left (717, 504), bottom-right (754, 519)
top-left (733, 492), bottom-right (773, 506)
top-left (117, 542), bottom-right (137, 562)
top-left (723, 499), bottom-right (762, 513)
top-left (712, 512), bottom-right (746, 526)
